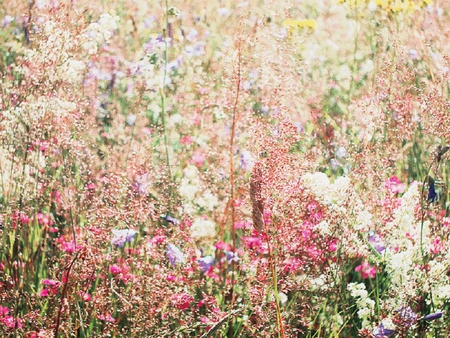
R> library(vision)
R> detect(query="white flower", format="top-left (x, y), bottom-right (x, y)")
top-left (60, 59), bottom-right (85, 83)
top-left (278, 292), bottom-right (288, 304)
top-left (179, 180), bottom-right (199, 201)
top-left (184, 165), bottom-right (199, 179)
top-left (316, 220), bottom-right (330, 235)
top-left (82, 13), bottom-right (118, 53)
top-left (191, 218), bottom-right (216, 239)
top-left (302, 172), bottom-right (331, 202)
top-left (434, 285), bottom-right (450, 307)
top-left (360, 59), bottom-right (374, 75)
top-left (196, 190), bottom-right (219, 211)
top-left (167, 114), bottom-right (184, 127)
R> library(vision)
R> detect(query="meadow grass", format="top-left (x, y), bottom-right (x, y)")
top-left (1, 0), bottom-right (450, 336)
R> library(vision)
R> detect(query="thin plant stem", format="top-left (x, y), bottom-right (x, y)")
top-left (54, 251), bottom-right (80, 338)
top-left (264, 219), bottom-right (285, 338)
top-left (226, 29), bottom-right (241, 338)
top-left (161, 0), bottom-right (173, 213)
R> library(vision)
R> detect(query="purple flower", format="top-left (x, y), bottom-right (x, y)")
top-left (422, 312), bottom-right (443, 321)
top-left (2, 15), bottom-right (14, 27)
top-left (126, 114), bottom-right (137, 126)
top-left (111, 229), bottom-right (138, 248)
top-left (166, 244), bottom-right (185, 267)
top-left (373, 323), bottom-right (395, 338)
top-left (240, 150), bottom-right (254, 172)
top-left (197, 256), bottom-right (214, 272)
top-left (185, 43), bottom-right (205, 57)
top-left (428, 177), bottom-right (437, 203)
top-left (225, 251), bottom-right (239, 263)
top-left (132, 174), bottom-right (148, 196)
top-left (409, 49), bottom-right (419, 60)
top-left (394, 306), bottom-right (418, 327)
top-left (368, 231), bottom-right (386, 254)
top-left (161, 214), bottom-right (180, 226)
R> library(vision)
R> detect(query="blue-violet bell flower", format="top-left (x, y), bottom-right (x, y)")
top-left (373, 323), bottom-right (395, 338)
top-left (111, 229), bottom-right (138, 248)
top-left (368, 230), bottom-right (386, 254)
top-left (197, 256), bottom-right (214, 272)
top-left (422, 312), bottom-right (443, 321)
top-left (166, 244), bottom-right (186, 267)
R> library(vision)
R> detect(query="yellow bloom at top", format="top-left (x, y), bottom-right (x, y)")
top-left (283, 19), bottom-right (317, 32)
top-left (338, 0), bottom-right (432, 12)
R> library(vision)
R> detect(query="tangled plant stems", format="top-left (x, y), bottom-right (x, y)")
top-left (2, 0), bottom-right (450, 336)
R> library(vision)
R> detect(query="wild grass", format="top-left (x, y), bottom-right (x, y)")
top-left (1, 0), bottom-right (450, 337)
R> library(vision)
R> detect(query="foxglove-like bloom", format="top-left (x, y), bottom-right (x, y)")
top-left (373, 323), bottom-right (395, 338)
top-left (197, 256), bottom-right (214, 272)
top-left (428, 177), bottom-right (437, 203)
top-left (166, 244), bottom-right (186, 267)
top-left (111, 229), bottom-right (138, 248)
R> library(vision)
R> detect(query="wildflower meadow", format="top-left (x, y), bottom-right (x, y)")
top-left (1, 0), bottom-right (450, 336)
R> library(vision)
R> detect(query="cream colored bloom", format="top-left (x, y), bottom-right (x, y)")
top-left (191, 218), bottom-right (216, 239)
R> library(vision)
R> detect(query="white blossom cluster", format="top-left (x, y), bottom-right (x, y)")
top-left (82, 13), bottom-right (119, 54)
top-left (301, 171), bottom-right (372, 256)
top-left (347, 282), bottom-right (375, 328)
top-left (178, 165), bottom-right (219, 215)
top-left (190, 218), bottom-right (216, 240)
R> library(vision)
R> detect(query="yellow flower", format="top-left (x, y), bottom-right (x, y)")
top-left (339, 0), bottom-right (432, 12)
top-left (282, 19), bottom-right (317, 32)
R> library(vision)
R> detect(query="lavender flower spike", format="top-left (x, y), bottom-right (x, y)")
top-left (166, 244), bottom-right (186, 267)
top-left (111, 229), bottom-right (138, 248)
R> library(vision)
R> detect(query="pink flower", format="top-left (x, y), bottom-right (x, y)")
top-left (355, 261), bottom-right (376, 279)
top-left (234, 220), bottom-right (251, 229)
top-left (40, 289), bottom-right (50, 297)
top-left (57, 236), bottom-right (78, 253)
top-left (3, 316), bottom-right (22, 329)
top-left (98, 314), bottom-right (115, 322)
top-left (40, 279), bottom-right (60, 296)
top-left (214, 241), bottom-right (231, 251)
top-left (19, 213), bottom-right (29, 224)
top-left (42, 279), bottom-right (60, 287)
top-left (171, 293), bottom-right (194, 310)
top-left (190, 150), bottom-right (206, 167)
top-left (0, 306), bottom-right (9, 316)
top-left (430, 237), bottom-right (443, 255)
top-left (384, 176), bottom-right (406, 194)
top-left (180, 135), bottom-right (193, 145)
top-left (80, 291), bottom-right (92, 301)
top-left (37, 212), bottom-right (53, 227)
top-left (328, 239), bottom-right (338, 252)
top-left (242, 236), bottom-right (263, 250)
top-left (109, 264), bottom-right (121, 274)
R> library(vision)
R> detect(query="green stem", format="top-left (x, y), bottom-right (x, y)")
top-left (264, 222), bottom-right (285, 338)
top-left (161, 0), bottom-right (173, 213)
